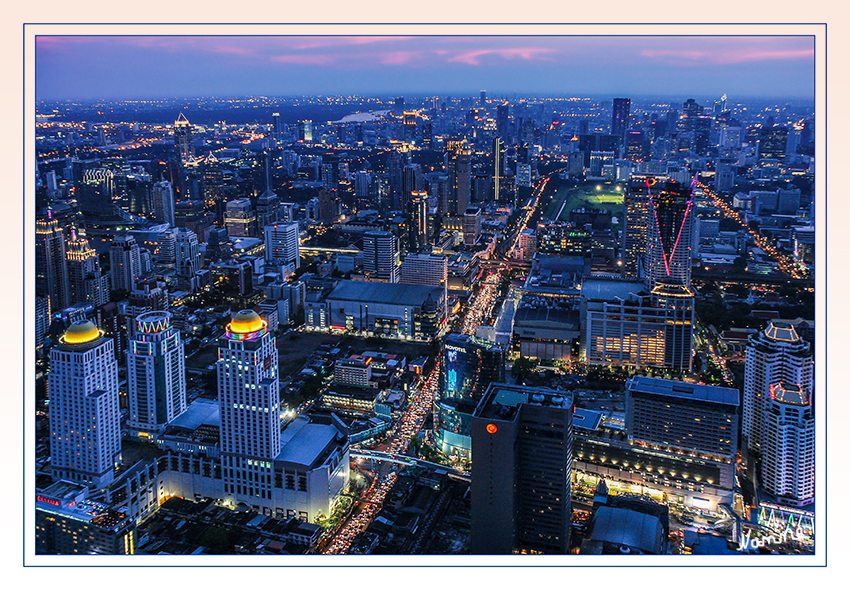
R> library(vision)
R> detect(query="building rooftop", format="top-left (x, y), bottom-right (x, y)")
top-left (588, 506), bottom-right (664, 554)
top-left (168, 398), bottom-right (220, 430)
top-left (573, 408), bottom-right (604, 431)
top-left (764, 321), bottom-right (801, 343)
top-left (327, 280), bottom-right (442, 306)
top-left (628, 376), bottom-right (739, 407)
top-left (770, 382), bottom-right (809, 406)
top-left (276, 417), bottom-right (341, 469)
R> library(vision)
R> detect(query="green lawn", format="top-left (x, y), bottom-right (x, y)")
top-left (544, 185), bottom-right (624, 223)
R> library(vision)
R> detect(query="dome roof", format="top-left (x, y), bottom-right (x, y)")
top-left (229, 310), bottom-right (264, 334)
top-left (62, 320), bottom-right (101, 344)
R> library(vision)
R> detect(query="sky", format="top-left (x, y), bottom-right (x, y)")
top-left (35, 35), bottom-right (816, 101)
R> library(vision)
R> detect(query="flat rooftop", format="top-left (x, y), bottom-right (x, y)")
top-left (628, 376), bottom-right (739, 407)
top-left (580, 276), bottom-right (646, 301)
top-left (276, 418), bottom-right (340, 469)
top-left (589, 506), bottom-right (664, 554)
top-left (327, 280), bottom-right (442, 306)
top-left (168, 398), bottom-right (220, 430)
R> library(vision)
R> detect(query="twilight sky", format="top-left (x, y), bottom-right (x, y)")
top-left (35, 35), bottom-right (816, 101)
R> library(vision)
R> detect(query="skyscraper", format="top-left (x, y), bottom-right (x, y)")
top-left (761, 383), bottom-right (815, 506)
top-left (743, 322), bottom-right (814, 455)
top-left (66, 230), bottom-right (109, 307)
top-left (224, 198), bottom-right (257, 238)
top-left (264, 222), bottom-right (300, 271)
top-left (471, 383), bottom-right (573, 554)
top-left (642, 176), bottom-right (695, 289)
top-left (362, 231), bottom-right (399, 283)
top-left (126, 311), bottom-right (187, 440)
top-left (218, 310), bottom-right (281, 508)
top-left (36, 216), bottom-right (72, 313)
top-left (49, 321), bottom-right (121, 488)
top-left (612, 97), bottom-right (631, 139)
top-left (151, 180), bottom-right (176, 226)
top-left (173, 112), bottom-right (194, 161)
top-left (109, 234), bottom-right (142, 292)
top-left (445, 140), bottom-right (472, 216)
top-left (407, 192), bottom-right (430, 252)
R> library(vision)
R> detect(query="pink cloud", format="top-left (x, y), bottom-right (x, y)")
top-left (271, 54), bottom-right (336, 65)
top-left (285, 36), bottom-right (414, 50)
top-left (641, 47), bottom-right (814, 65)
top-left (447, 47), bottom-right (554, 66)
top-left (379, 51), bottom-right (421, 65)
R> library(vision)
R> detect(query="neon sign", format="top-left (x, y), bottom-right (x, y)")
top-left (37, 495), bottom-right (60, 506)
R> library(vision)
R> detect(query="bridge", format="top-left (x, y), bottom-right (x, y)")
top-left (350, 450), bottom-right (470, 482)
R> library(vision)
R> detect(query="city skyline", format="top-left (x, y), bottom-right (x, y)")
top-left (36, 34), bottom-right (815, 101)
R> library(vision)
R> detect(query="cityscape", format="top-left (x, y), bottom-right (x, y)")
top-left (30, 33), bottom-right (819, 560)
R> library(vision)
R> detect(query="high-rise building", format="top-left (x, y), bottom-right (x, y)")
top-left (761, 383), bottom-right (815, 506)
top-left (435, 333), bottom-right (505, 459)
top-left (151, 180), bottom-right (175, 226)
top-left (109, 234), bottom-right (142, 292)
top-left (743, 321), bottom-right (814, 454)
top-left (202, 152), bottom-right (224, 210)
top-left (66, 230), bottom-right (109, 307)
top-left (581, 277), bottom-right (694, 372)
top-left (471, 383), bottom-right (573, 554)
top-left (399, 252), bottom-right (447, 289)
top-left (49, 321), bottom-right (121, 488)
top-left (218, 310), bottom-right (281, 508)
top-left (297, 120), bottom-right (313, 142)
top-left (612, 98), bottom-right (631, 139)
top-left (759, 127), bottom-right (789, 161)
top-left (445, 140), bottom-right (472, 216)
top-left (36, 216), bottom-right (72, 313)
top-left (407, 193), bottom-right (430, 252)
top-left (126, 311), bottom-right (187, 440)
top-left (641, 175), bottom-right (695, 289)
top-left (264, 222), bottom-right (300, 271)
top-left (463, 207), bottom-right (482, 246)
top-left (174, 227), bottom-right (201, 279)
top-left (362, 231), bottom-right (399, 283)
top-left (626, 376), bottom-right (738, 459)
top-left (224, 198), bottom-right (257, 238)
top-left (173, 112), bottom-right (194, 161)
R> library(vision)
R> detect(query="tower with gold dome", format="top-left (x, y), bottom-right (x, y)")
top-left (217, 309), bottom-right (280, 509)
top-left (48, 320), bottom-right (121, 488)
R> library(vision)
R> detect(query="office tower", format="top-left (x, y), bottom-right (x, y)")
top-left (109, 234), bottom-right (142, 292)
top-left (445, 140), bottom-right (472, 215)
top-left (435, 333), bottom-right (505, 459)
top-left (761, 383), bottom-right (815, 506)
top-left (264, 222), bottom-right (300, 270)
top-left (174, 227), bottom-right (201, 278)
top-left (202, 152), bottom-right (224, 210)
top-left (582, 277), bottom-right (694, 371)
top-left (612, 98), bottom-right (631, 139)
top-left (463, 207), bottom-right (482, 246)
top-left (626, 376), bottom-right (738, 458)
top-left (297, 120), bottom-right (313, 142)
top-left (399, 252), bottom-right (447, 288)
top-left (640, 175), bottom-right (695, 289)
top-left (173, 112), bottom-right (194, 161)
top-left (743, 321), bottom-right (814, 454)
top-left (402, 163), bottom-right (425, 207)
top-left (151, 180), bottom-right (175, 226)
top-left (66, 230), bottom-right (109, 307)
top-left (681, 99), bottom-right (702, 132)
top-left (497, 102), bottom-right (510, 136)
top-left (362, 230), bottom-right (399, 283)
top-left (354, 170), bottom-right (371, 202)
top-left (271, 111), bottom-right (281, 142)
top-left (49, 321), bottom-right (121, 488)
top-left (36, 216), bottom-right (72, 313)
top-left (625, 131), bottom-right (645, 161)
top-left (480, 90), bottom-right (487, 106)
top-left (493, 137), bottom-right (503, 202)
top-left (218, 310), bottom-right (281, 506)
top-left (471, 384), bottom-right (573, 554)
top-left (393, 96), bottom-right (405, 116)
top-left (126, 311), bottom-right (186, 439)
top-left (589, 151), bottom-right (614, 177)
top-left (622, 178), bottom-right (650, 278)
top-left (759, 127), bottom-right (789, 160)
top-left (403, 111), bottom-right (417, 142)
top-left (36, 296), bottom-right (51, 349)
top-left (224, 198), bottom-right (257, 238)
top-left (407, 192), bottom-right (430, 252)
top-left (321, 161), bottom-right (339, 191)
top-left (421, 122), bottom-right (433, 148)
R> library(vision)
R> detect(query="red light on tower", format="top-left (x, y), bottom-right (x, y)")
top-left (486, 423), bottom-right (498, 434)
